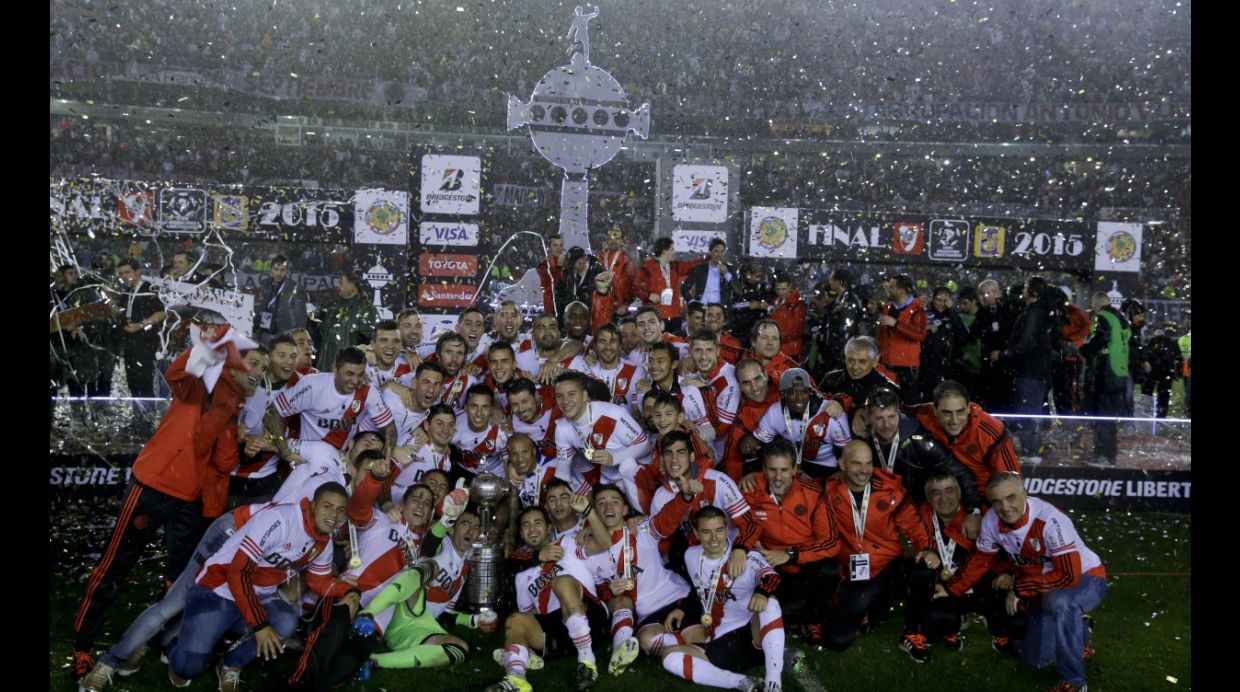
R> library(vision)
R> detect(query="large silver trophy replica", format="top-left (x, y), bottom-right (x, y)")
top-left (507, 4), bottom-right (651, 253)
top-left (462, 472), bottom-right (508, 613)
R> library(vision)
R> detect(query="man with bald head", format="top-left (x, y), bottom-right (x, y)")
top-left (822, 440), bottom-right (940, 662)
top-left (943, 472), bottom-right (1106, 692)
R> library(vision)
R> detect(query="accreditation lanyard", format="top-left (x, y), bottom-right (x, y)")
top-left (872, 433), bottom-right (899, 473)
top-left (931, 513), bottom-right (958, 575)
top-left (850, 484), bottom-right (872, 546)
top-left (782, 404), bottom-right (812, 463)
top-left (697, 545), bottom-right (731, 626)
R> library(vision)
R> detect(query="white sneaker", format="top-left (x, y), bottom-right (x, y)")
top-left (217, 664), bottom-right (242, 692)
top-left (117, 643), bottom-right (147, 677)
top-left (608, 637), bottom-right (640, 675)
top-left (78, 661), bottom-right (115, 692)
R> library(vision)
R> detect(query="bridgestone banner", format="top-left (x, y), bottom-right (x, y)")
top-left (1020, 464), bottom-right (1190, 512)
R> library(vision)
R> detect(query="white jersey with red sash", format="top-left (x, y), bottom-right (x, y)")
top-left (516, 348), bottom-right (589, 378)
top-left (512, 399), bottom-right (562, 461)
top-left (453, 417), bottom-right (509, 476)
top-left (367, 363), bottom-right (401, 389)
top-left (754, 400), bottom-right (852, 469)
top-left (684, 545), bottom-right (779, 640)
top-left (513, 460), bottom-right (559, 509)
top-left (235, 387), bottom-right (279, 479)
top-left (439, 372), bottom-right (479, 415)
top-left (587, 360), bottom-right (646, 410)
top-left (381, 389), bottom-right (432, 448)
top-left (465, 333), bottom-right (494, 377)
top-left (554, 401), bottom-right (651, 496)
top-left (634, 382), bottom-right (712, 432)
top-left (345, 473), bottom-right (427, 633)
top-left (389, 445), bottom-right (454, 504)
top-left (273, 373), bottom-right (393, 451)
top-left (649, 469), bottom-right (750, 548)
top-left (582, 519), bottom-right (690, 623)
top-left (195, 500), bottom-right (339, 627)
top-left (701, 361), bottom-right (740, 439)
top-left (392, 355), bottom-right (417, 386)
top-left (422, 538), bottom-right (470, 619)
top-left (515, 536), bottom-right (599, 615)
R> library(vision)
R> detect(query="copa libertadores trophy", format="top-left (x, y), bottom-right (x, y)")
top-left (462, 472), bottom-right (508, 613)
top-left (507, 4), bottom-right (651, 253)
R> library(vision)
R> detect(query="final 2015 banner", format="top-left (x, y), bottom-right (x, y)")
top-left (745, 207), bottom-right (1124, 272)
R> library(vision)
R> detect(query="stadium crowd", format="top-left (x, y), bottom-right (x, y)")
top-left (59, 230), bottom-right (1191, 692)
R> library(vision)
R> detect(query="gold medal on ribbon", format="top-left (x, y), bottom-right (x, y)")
top-left (940, 567), bottom-right (951, 582)
top-left (350, 555), bottom-right (363, 569)
top-left (625, 578), bottom-right (635, 591)
top-left (583, 447), bottom-right (595, 461)
top-left (700, 614), bottom-right (713, 627)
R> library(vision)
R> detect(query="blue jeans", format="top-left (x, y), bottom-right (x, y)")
top-left (99, 513), bottom-right (236, 668)
top-left (1021, 574), bottom-right (1107, 686)
top-left (167, 584), bottom-right (299, 679)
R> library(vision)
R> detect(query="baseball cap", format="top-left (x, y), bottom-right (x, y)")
top-left (779, 368), bottom-right (812, 392)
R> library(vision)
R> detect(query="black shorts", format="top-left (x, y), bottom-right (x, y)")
top-left (636, 597), bottom-right (687, 630)
top-left (701, 624), bottom-right (763, 672)
top-left (535, 604), bottom-right (610, 660)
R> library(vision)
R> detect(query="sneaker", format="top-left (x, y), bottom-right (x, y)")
top-left (765, 682), bottom-right (782, 692)
top-left (899, 630), bottom-right (930, 663)
top-left (217, 664), bottom-right (242, 692)
top-left (1049, 682), bottom-right (1087, 692)
top-left (942, 632), bottom-right (964, 651)
top-left (168, 663), bottom-right (192, 688)
top-left (608, 637), bottom-right (640, 675)
top-left (1084, 456), bottom-right (1114, 469)
top-left (992, 635), bottom-right (1019, 656)
top-left (77, 661), bottom-right (114, 692)
top-left (1083, 642), bottom-right (1096, 662)
top-left (805, 623), bottom-right (825, 650)
top-left (737, 677), bottom-right (764, 692)
top-left (493, 648), bottom-right (545, 670)
top-left (783, 647), bottom-right (806, 674)
top-left (72, 651), bottom-right (96, 682)
top-left (117, 643), bottom-right (147, 677)
top-left (485, 675), bottom-right (533, 692)
top-left (355, 659), bottom-right (376, 682)
top-left (575, 661), bottom-right (599, 691)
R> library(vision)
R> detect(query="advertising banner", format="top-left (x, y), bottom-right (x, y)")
top-left (145, 276), bottom-right (256, 334)
top-left (1094, 222), bottom-right (1144, 273)
top-left (1020, 464), bottom-right (1190, 512)
top-left (747, 207), bottom-right (799, 259)
top-left (671, 164), bottom-right (730, 223)
top-left (672, 229), bottom-right (728, 254)
top-left (353, 188), bottom-right (409, 245)
top-left (420, 154), bottom-right (482, 216)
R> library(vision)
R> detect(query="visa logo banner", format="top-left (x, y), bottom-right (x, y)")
top-left (419, 222), bottom-right (479, 247)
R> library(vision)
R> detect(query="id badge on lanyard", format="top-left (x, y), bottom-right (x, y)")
top-left (849, 483), bottom-right (872, 581)
top-left (849, 552), bottom-right (871, 582)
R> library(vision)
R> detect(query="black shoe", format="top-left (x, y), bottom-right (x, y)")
top-left (899, 630), bottom-right (930, 663)
top-left (576, 661), bottom-right (599, 691)
top-left (992, 635), bottom-right (1019, 656)
top-left (942, 632), bottom-right (964, 651)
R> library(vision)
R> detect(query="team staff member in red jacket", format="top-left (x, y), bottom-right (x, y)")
top-left (877, 274), bottom-right (928, 403)
top-left (740, 439), bottom-right (841, 648)
top-left (913, 380), bottom-right (1022, 491)
top-left (724, 359), bottom-right (781, 480)
top-left (71, 321), bottom-right (264, 681)
top-left (637, 237), bottom-right (692, 327)
top-left (822, 441), bottom-right (940, 662)
top-left (767, 273), bottom-right (808, 360)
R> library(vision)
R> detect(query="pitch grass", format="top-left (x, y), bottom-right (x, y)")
top-left (50, 510), bottom-right (1190, 691)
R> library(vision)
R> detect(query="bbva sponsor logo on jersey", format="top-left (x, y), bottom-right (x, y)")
top-left (316, 418), bottom-right (358, 431)
top-left (420, 222), bottom-right (479, 247)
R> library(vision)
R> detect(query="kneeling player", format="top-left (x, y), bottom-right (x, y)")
top-left (657, 508), bottom-right (800, 692)
top-left (488, 507), bottom-right (608, 692)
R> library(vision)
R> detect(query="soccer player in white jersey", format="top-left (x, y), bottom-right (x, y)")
top-left (655, 508), bottom-right (797, 692)
top-left (286, 452), bottom-right (443, 689)
top-left (165, 483), bottom-right (355, 688)
top-left (382, 361), bottom-right (447, 447)
top-left (489, 507), bottom-right (608, 692)
top-left (634, 305), bottom-right (690, 360)
top-left (943, 472), bottom-right (1107, 692)
top-left (509, 377), bottom-right (561, 460)
top-left (505, 433), bottom-right (558, 511)
top-left (366, 320), bottom-right (404, 388)
top-left (543, 478), bottom-right (586, 542)
top-left (633, 342), bottom-right (714, 443)
top-left (455, 307), bottom-right (494, 375)
top-left (553, 372), bottom-right (652, 503)
top-left (648, 432), bottom-right (760, 576)
top-left (265, 347), bottom-right (396, 469)
top-left (352, 503), bottom-right (490, 677)
top-left (753, 368), bottom-right (850, 481)
top-left (681, 330), bottom-right (740, 459)
top-left (586, 323), bottom-right (647, 412)
top-left (454, 384), bottom-right (509, 475)
top-left (389, 404), bottom-right (460, 504)
top-left (572, 485), bottom-right (691, 677)
top-left (517, 314), bottom-right (589, 377)
top-left (433, 332), bottom-right (480, 414)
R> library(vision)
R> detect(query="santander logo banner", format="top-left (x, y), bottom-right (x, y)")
top-left (419, 254), bottom-right (478, 278)
top-left (418, 283), bottom-right (477, 308)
